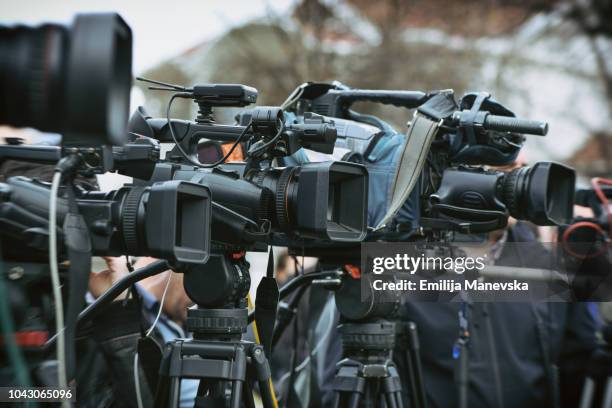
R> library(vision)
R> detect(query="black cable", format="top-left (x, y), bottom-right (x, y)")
top-left (247, 120), bottom-right (285, 158)
top-left (44, 260), bottom-right (169, 350)
top-left (166, 93), bottom-right (252, 168)
top-left (79, 260), bottom-right (169, 324)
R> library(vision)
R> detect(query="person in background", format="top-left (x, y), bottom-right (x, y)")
top-left (317, 156), bottom-right (598, 408)
top-left (89, 256), bottom-right (199, 408)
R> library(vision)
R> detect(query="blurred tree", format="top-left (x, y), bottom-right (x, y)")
top-left (134, 0), bottom-right (610, 168)
top-left (202, 0), bottom-right (486, 128)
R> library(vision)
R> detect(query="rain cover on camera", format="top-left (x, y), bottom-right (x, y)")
top-left (372, 92), bottom-right (457, 230)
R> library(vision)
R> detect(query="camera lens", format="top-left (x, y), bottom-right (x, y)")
top-left (0, 24), bottom-right (67, 132)
top-left (502, 162), bottom-right (575, 226)
top-left (245, 167), bottom-right (297, 231)
top-left (246, 162), bottom-right (367, 241)
top-left (0, 13), bottom-right (132, 146)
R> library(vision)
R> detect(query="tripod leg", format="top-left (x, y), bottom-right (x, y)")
top-left (382, 377), bottom-right (400, 408)
top-left (348, 391), bottom-right (361, 408)
top-left (384, 392), bottom-right (399, 408)
top-left (230, 379), bottom-right (243, 408)
top-left (258, 380), bottom-right (275, 408)
top-left (457, 344), bottom-right (469, 408)
top-left (168, 377), bottom-right (181, 408)
top-left (405, 322), bottom-right (427, 408)
top-left (602, 377), bottom-right (612, 408)
top-left (396, 392), bottom-right (405, 408)
top-left (242, 380), bottom-right (256, 408)
top-left (334, 391), bottom-right (362, 408)
top-left (579, 377), bottom-right (595, 408)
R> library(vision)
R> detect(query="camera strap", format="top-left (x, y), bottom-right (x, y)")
top-left (62, 181), bottom-right (93, 382)
top-left (373, 112), bottom-right (441, 230)
top-left (255, 248), bottom-right (279, 357)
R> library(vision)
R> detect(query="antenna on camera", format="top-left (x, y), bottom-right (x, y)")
top-left (136, 76), bottom-right (189, 92)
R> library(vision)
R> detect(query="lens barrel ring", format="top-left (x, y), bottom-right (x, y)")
top-left (122, 187), bottom-right (146, 253)
top-left (26, 29), bottom-right (49, 122)
top-left (502, 167), bottom-right (524, 218)
top-left (275, 167), bottom-right (297, 231)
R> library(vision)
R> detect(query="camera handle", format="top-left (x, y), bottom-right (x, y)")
top-left (335, 90), bottom-right (431, 110)
top-left (448, 92), bottom-right (548, 138)
top-left (304, 88), bottom-right (433, 119)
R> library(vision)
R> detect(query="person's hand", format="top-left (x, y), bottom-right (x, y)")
top-left (88, 256), bottom-right (130, 300)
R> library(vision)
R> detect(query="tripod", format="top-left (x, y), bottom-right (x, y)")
top-left (333, 320), bottom-right (403, 408)
top-left (153, 254), bottom-right (277, 408)
top-left (332, 271), bottom-right (427, 408)
top-left (270, 264), bottom-right (427, 408)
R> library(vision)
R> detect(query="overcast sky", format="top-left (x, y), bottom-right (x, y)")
top-left (0, 0), bottom-right (293, 73)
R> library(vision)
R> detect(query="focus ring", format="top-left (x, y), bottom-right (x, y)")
top-left (122, 187), bottom-right (146, 254)
top-left (275, 167), bottom-right (296, 232)
top-left (502, 168), bottom-right (522, 218)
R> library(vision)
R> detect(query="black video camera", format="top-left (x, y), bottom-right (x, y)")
top-left (416, 91), bottom-right (574, 235)
top-left (116, 79), bottom-right (369, 250)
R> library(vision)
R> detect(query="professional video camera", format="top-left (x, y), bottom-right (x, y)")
top-left (0, 14), bottom-right (213, 398)
top-left (63, 78), bottom-right (368, 407)
top-left (282, 82), bottom-right (575, 239)
top-left (118, 78), bottom-right (369, 250)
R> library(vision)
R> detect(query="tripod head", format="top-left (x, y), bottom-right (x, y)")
top-left (182, 253), bottom-right (251, 340)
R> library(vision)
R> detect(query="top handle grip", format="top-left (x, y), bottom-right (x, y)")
top-left (337, 90), bottom-right (430, 109)
top-left (484, 114), bottom-right (548, 136)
